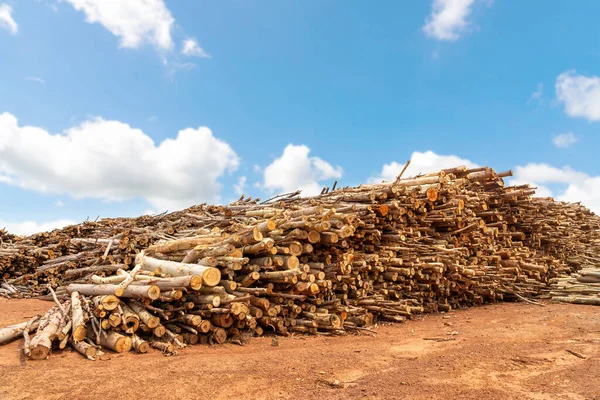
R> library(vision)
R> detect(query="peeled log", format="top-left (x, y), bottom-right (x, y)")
top-left (135, 275), bottom-right (202, 291)
top-left (147, 235), bottom-right (224, 254)
top-left (115, 284), bottom-right (162, 300)
top-left (67, 284), bottom-right (160, 300)
top-left (552, 296), bottom-right (600, 306)
top-left (136, 254), bottom-right (221, 287)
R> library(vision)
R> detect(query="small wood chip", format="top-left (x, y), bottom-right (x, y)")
top-left (566, 349), bottom-right (586, 359)
top-left (423, 337), bottom-right (456, 342)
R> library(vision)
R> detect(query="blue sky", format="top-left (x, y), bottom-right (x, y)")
top-left (1, 0), bottom-right (600, 234)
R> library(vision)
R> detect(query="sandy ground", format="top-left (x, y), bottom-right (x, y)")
top-left (0, 298), bottom-right (599, 400)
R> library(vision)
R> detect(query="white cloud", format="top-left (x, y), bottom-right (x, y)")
top-left (560, 176), bottom-right (600, 213)
top-left (181, 38), bottom-right (210, 58)
top-left (0, 3), bottom-right (18, 34)
top-left (512, 163), bottom-right (588, 185)
top-left (556, 70), bottom-right (600, 121)
top-left (370, 150), bottom-right (479, 183)
top-left (423, 0), bottom-right (475, 41)
top-left (0, 112), bottom-right (240, 211)
top-left (262, 144), bottom-right (342, 196)
top-left (25, 76), bottom-right (45, 84)
top-left (55, 200), bottom-right (64, 207)
top-left (528, 82), bottom-right (543, 104)
top-left (61, 0), bottom-right (174, 50)
top-left (234, 176), bottom-right (247, 195)
top-left (164, 61), bottom-right (197, 79)
top-left (510, 163), bottom-right (600, 214)
top-left (552, 132), bottom-right (577, 149)
top-left (0, 218), bottom-right (74, 236)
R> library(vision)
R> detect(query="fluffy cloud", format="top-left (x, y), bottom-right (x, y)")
top-left (560, 176), bottom-right (600, 213)
top-left (510, 163), bottom-right (600, 214)
top-left (233, 176), bottom-right (247, 195)
top-left (262, 144), bottom-right (342, 196)
top-left (370, 150), bottom-right (479, 183)
top-left (181, 38), bottom-right (210, 58)
top-left (0, 218), bottom-right (74, 236)
top-left (0, 112), bottom-right (239, 211)
top-left (61, 0), bottom-right (174, 50)
top-left (512, 164), bottom-right (588, 185)
top-left (552, 132), bottom-right (577, 148)
top-left (0, 3), bottom-right (18, 34)
top-left (423, 0), bottom-right (475, 41)
top-left (556, 70), bottom-right (600, 121)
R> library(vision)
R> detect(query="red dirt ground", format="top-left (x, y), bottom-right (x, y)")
top-left (1, 298), bottom-right (599, 400)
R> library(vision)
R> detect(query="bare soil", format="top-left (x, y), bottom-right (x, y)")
top-left (1, 298), bottom-right (599, 400)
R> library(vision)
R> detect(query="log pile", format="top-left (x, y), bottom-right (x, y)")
top-left (548, 266), bottom-right (600, 306)
top-left (1, 165), bottom-right (600, 360)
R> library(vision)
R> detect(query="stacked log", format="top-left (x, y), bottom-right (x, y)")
top-left (548, 267), bottom-right (600, 306)
top-left (1, 165), bottom-right (600, 360)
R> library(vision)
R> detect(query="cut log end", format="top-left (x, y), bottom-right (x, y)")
top-left (29, 345), bottom-right (50, 360)
top-left (72, 325), bottom-right (87, 342)
top-left (100, 295), bottom-right (120, 311)
top-left (147, 285), bottom-right (161, 300)
top-left (189, 275), bottom-right (203, 290)
top-left (201, 268), bottom-right (222, 287)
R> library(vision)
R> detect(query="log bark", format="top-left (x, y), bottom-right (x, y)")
top-left (0, 317), bottom-right (40, 345)
top-left (70, 291), bottom-right (86, 342)
top-left (30, 307), bottom-right (65, 360)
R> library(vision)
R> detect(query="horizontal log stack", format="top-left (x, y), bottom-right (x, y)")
top-left (547, 266), bottom-right (600, 306)
top-left (1, 165), bottom-right (600, 360)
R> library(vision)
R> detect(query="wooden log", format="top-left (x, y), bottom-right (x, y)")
top-left (93, 295), bottom-right (120, 311)
top-left (100, 331), bottom-right (132, 353)
top-left (135, 275), bottom-right (202, 290)
top-left (30, 307), bottom-right (65, 360)
top-left (70, 291), bottom-right (86, 342)
top-left (70, 339), bottom-right (97, 360)
top-left (151, 341), bottom-right (174, 353)
top-left (552, 296), bottom-right (600, 306)
top-left (116, 264), bottom-right (142, 291)
top-left (0, 317), bottom-right (40, 345)
top-left (128, 300), bottom-right (160, 329)
top-left (67, 284), bottom-right (160, 300)
top-left (210, 327), bottom-right (227, 344)
top-left (131, 335), bottom-right (149, 353)
top-left (120, 304), bottom-right (140, 334)
top-left (136, 254), bottom-right (221, 287)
